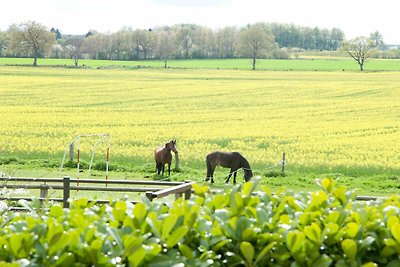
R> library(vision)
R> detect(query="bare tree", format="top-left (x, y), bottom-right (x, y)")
top-left (0, 31), bottom-right (8, 56)
top-left (342, 36), bottom-right (375, 71)
top-left (7, 21), bottom-right (55, 66)
top-left (65, 36), bottom-right (84, 66)
top-left (237, 23), bottom-right (274, 70)
top-left (154, 31), bottom-right (177, 68)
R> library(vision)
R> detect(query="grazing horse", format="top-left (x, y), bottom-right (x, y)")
top-left (205, 151), bottom-right (253, 184)
top-left (154, 140), bottom-right (178, 176)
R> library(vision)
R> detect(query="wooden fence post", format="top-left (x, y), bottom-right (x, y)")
top-left (146, 191), bottom-right (154, 202)
top-left (63, 176), bottom-right (70, 208)
top-left (281, 152), bottom-right (286, 177)
top-left (184, 180), bottom-right (192, 200)
top-left (39, 184), bottom-right (49, 199)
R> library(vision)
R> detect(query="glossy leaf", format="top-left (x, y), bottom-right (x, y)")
top-left (166, 226), bottom-right (189, 248)
top-left (304, 223), bottom-right (321, 244)
top-left (342, 239), bottom-right (357, 260)
top-left (287, 231), bottom-right (305, 253)
top-left (240, 241), bottom-right (254, 265)
top-left (391, 223), bottom-right (400, 243)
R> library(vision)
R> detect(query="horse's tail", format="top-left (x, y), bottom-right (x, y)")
top-left (205, 154), bottom-right (213, 178)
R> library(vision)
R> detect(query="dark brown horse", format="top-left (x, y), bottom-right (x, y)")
top-left (154, 140), bottom-right (178, 176)
top-left (205, 151), bottom-right (253, 184)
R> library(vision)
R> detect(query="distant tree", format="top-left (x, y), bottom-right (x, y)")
top-left (342, 36), bottom-right (375, 71)
top-left (329, 28), bottom-right (344, 50)
top-left (82, 33), bottom-right (103, 59)
top-left (154, 31), bottom-right (177, 68)
top-left (215, 26), bottom-right (238, 58)
top-left (237, 23), bottom-right (274, 70)
top-left (65, 36), bottom-right (84, 66)
top-left (131, 29), bottom-right (154, 60)
top-left (0, 31), bottom-right (8, 56)
top-left (51, 28), bottom-right (62, 39)
top-left (8, 21), bottom-right (55, 66)
top-left (369, 31), bottom-right (384, 49)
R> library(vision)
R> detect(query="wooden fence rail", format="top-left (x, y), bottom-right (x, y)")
top-left (0, 176), bottom-right (194, 209)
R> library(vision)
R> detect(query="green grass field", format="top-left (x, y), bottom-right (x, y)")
top-left (1, 57), bottom-right (400, 71)
top-left (0, 59), bottom-right (399, 195)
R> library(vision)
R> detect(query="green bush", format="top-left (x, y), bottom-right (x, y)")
top-left (1, 178), bottom-right (400, 266)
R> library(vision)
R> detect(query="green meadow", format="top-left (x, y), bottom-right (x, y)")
top-left (0, 59), bottom-right (399, 195)
top-left (1, 57), bottom-right (400, 71)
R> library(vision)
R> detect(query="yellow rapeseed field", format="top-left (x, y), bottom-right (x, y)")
top-left (0, 66), bottom-right (399, 171)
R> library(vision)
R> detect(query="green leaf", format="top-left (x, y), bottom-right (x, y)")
top-left (71, 198), bottom-right (88, 209)
top-left (388, 216), bottom-right (400, 229)
top-left (362, 262), bottom-right (378, 267)
top-left (286, 231), bottom-right (305, 253)
top-left (54, 252), bottom-right (76, 267)
top-left (387, 260), bottom-right (400, 267)
top-left (162, 214), bottom-right (177, 241)
top-left (192, 183), bottom-right (209, 197)
top-left (346, 222), bottom-right (360, 238)
top-left (342, 239), bottom-right (357, 260)
top-left (146, 213), bottom-right (161, 238)
top-left (179, 243), bottom-right (194, 259)
top-left (391, 223), bottom-right (400, 243)
top-left (242, 227), bottom-right (256, 241)
top-left (9, 234), bottom-right (23, 257)
top-left (49, 205), bottom-right (64, 218)
top-left (313, 255), bottom-right (333, 267)
top-left (242, 178), bottom-right (259, 197)
top-left (321, 178), bottom-right (335, 192)
top-left (133, 202), bottom-right (147, 223)
top-left (112, 201), bottom-right (127, 222)
top-left (254, 242), bottom-right (276, 265)
top-left (128, 246), bottom-right (146, 267)
top-left (240, 241), bottom-right (254, 265)
top-left (166, 226), bottom-right (188, 248)
top-left (304, 223), bottom-right (321, 244)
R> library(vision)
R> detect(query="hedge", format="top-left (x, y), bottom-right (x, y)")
top-left (1, 177), bottom-right (400, 266)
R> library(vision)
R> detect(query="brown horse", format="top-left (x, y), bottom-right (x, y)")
top-left (205, 151), bottom-right (253, 184)
top-left (154, 140), bottom-right (178, 176)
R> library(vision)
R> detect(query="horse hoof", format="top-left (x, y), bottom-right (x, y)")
top-left (205, 177), bottom-right (210, 181)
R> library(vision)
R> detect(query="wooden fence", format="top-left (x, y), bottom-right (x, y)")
top-left (0, 176), bottom-right (194, 209)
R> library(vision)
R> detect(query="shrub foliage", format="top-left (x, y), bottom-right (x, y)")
top-left (1, 178), bottom-right (400, 266)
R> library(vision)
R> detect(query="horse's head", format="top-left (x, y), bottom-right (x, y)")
top-left (244, 169), bottom-right (253, 182)
top-left (165, 140), bottom-right (178, 153)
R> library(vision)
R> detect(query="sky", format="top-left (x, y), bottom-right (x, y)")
top-left (1, 0), bottom-right (399, 44)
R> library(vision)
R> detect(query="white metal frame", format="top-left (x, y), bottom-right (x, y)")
top-left (59, 134), bottom-right (110, 180)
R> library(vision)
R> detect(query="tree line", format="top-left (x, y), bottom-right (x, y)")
top-left (0, 21), bottom-right (397, 70)
top-left (0, 22), bottom-right (344, 59)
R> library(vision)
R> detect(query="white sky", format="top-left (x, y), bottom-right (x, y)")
top-left (1, 0), bottom-right (399, 44)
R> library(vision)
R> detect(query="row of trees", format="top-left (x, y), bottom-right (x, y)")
top-left (1, 22), bottom-right (345, 64)
top-left (0, 21), bottom-right (394, 70)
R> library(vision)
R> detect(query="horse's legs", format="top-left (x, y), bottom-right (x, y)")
top-left (161, 164), bottom-right (165, 176)
top-left (233, 172), bottom-right (237, 184)
top-left (205, 160), bottom-right (215, 183)
top-left (226, 171), bottom-right (233, 184)
top-left (168, 163), bottom-right (171, 176)
top-left (156, 162), bottom-right (161, 175)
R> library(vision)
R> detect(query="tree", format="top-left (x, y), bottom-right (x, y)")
top-left (215, 26), bottom-right (238, 58)
top-left (237, 23), bottom-right (274, 70)
top-left (342, 36), bottom-right (375, 71)
top-left (369, 31), bottom-right (384, 49)
top-left (65, 36), bottom-right (84, 66)
top-left (0, 31), bottom-right (8, 56)
top-left (8, 21), bottom-right (55, 66)
top-left (154, 31), bottom-right (177, 68)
